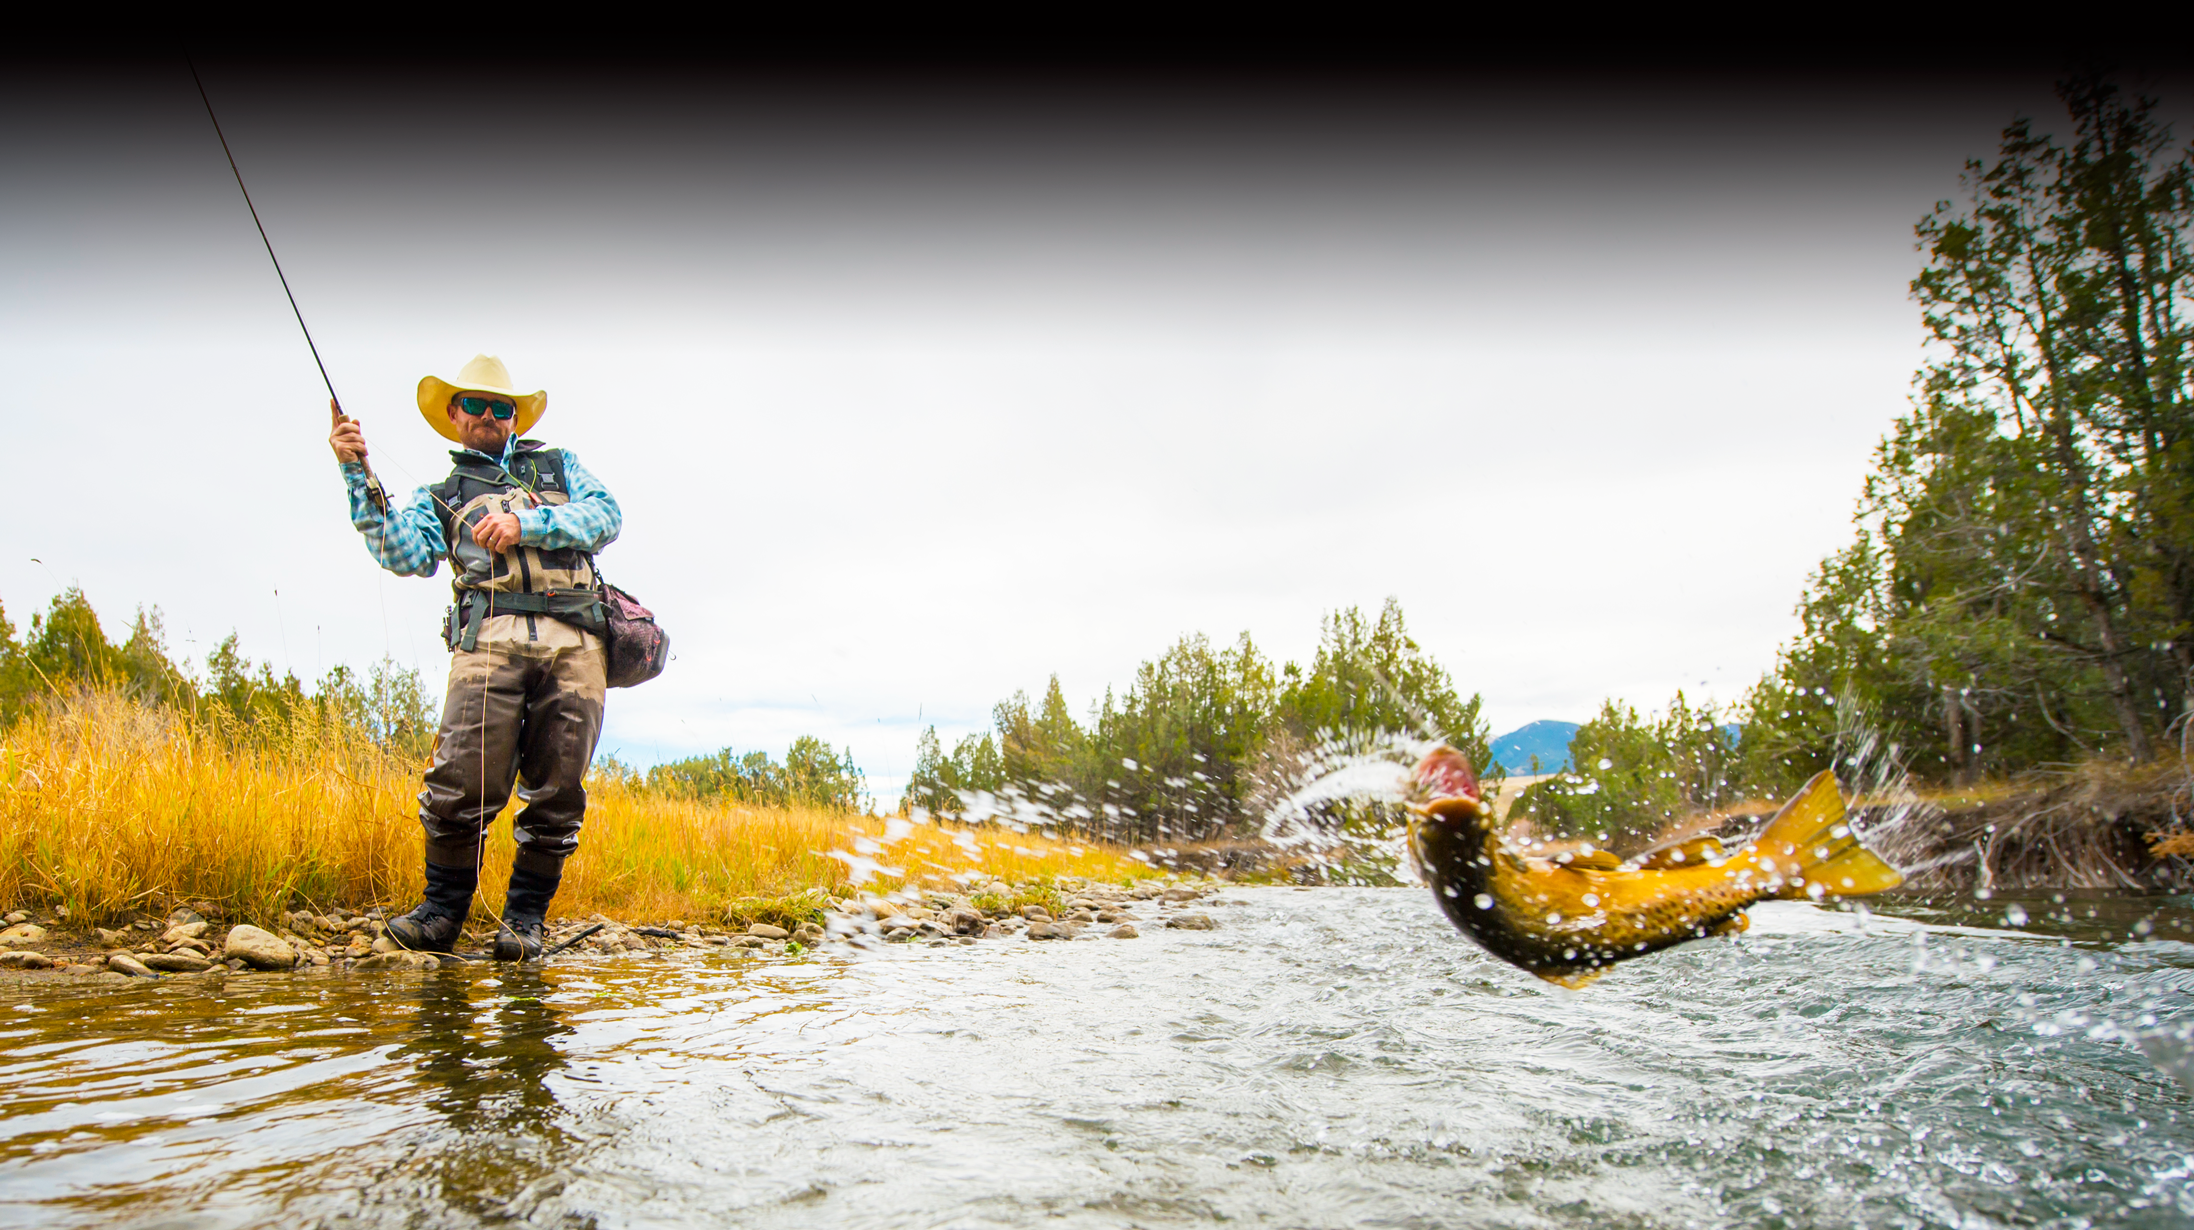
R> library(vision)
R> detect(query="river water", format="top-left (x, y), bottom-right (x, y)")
top-left (0, 886), bottom-right (2188, 1229)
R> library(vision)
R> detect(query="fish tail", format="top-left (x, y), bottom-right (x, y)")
top-left (1751, 771), bottom-right (1904, 899)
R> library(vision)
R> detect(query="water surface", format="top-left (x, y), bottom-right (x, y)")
top-left (0, 887), bottom-right (2188, 1228)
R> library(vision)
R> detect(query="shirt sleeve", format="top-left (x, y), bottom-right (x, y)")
top-left (342, 462), bottom-right (444, 577)
top-left (515, 450), bottom-right (622, 553)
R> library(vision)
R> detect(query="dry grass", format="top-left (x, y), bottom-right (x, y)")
top-left (0, 690), bottom-right (1160, 928)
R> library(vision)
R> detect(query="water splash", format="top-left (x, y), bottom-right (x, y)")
top-left (1252, 730), bottom-right (1443, 884)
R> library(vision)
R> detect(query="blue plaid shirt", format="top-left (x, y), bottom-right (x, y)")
top-left (341, 438), bottom-right (621, 577)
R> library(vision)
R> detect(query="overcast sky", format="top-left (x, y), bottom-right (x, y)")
top-left (4, 60), bottom-right (2170, 802)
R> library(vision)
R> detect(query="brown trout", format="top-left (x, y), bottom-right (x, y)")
top-left (1406, 746), bottom-right (1903, 988)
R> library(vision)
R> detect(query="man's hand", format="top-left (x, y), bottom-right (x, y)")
top-left (329, 400), bottom-right (369, 464)
top-left (471, 512), bottom-right (524, 553)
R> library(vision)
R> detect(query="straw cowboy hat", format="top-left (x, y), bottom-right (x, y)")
top-left (416, 354), bottom-right (547, 442)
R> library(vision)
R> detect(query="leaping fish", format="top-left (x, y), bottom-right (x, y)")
top-left (1407, 746), bottom-right (1903, 988)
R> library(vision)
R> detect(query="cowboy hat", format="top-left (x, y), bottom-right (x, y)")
top-left (416, 354), bottom-right (547, 442)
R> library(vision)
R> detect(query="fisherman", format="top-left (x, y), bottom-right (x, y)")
top-left (329, 354), bottom-right (621, 960)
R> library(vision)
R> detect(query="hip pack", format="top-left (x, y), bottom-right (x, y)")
top-left (596, 568), bottom-right (670, 689)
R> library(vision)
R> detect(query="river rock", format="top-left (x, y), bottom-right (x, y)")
top-left (1109, 924), bottom-right (1140, 939)
top-left (167, 908), bottom-right (204, 927)
top-left (1027, 921), bottom-right (1069, 940)
top-left (943, 907), bottom-right (985, 936)
top-left (1160, 887), bottom-right (1201, 903)
top-left (794, 923), bottom-right (825, 944)
top-left (352, 951), bottom-right (442, 972)
top-left (142, 951), bottom-right (211, 973)
top-left (0, 951), bottom-right (53, 969)
top-left (746, 923), bottom-right (789, 940)
top-left (1166, 913), bottom-right (1217, 931)
top-left (1020, 905), bottom-right (1051, 920)
top-left (161, 922), bottom-right (209, 945)
top-left (106, 953), bottom-right (157, 977)
top-left (2, 911), bottom-right (26, 925)
top-left (0, 923), bottom-right (46, 947)
top-left (61, 963), bottom-right (101, 976)
top-left (224, 924), bottom-right (298, 970)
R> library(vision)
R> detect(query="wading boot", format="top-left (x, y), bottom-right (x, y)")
top-left (494, 863), bottom-right (561, 961)
top-left (386, 861), bottom-right (477, 953)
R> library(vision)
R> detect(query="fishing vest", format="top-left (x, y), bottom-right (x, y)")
top-left (432, 440), bottom-right (606, 651)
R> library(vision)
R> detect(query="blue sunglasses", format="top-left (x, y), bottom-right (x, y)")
top-left (458, 396), bottom-right (516, 421)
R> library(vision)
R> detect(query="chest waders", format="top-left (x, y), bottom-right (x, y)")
top-left (391, 439), bottom-right (610, 960)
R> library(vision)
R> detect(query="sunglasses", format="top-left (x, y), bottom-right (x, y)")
top-left (458, 396), bottom-right (517, 421)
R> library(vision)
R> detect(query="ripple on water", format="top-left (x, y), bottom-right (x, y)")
top-left (0, 888), bottom-right (2186, 1228)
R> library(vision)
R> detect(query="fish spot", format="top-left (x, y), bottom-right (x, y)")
top-left (1807, 882), bottom-right (1827, 899)
top-left (1545, 912), bottom-right (1562, 925)
top-left (1473, 894), bottom-right (1492, 910)
top-left (1831, 824), bottom-right (1850, 838)
top-left (1563, 948), bottom-right (1576, 960)
top-left (1841, 877), bottom-right (1855, 889)
top-left (1581, 894), bottom-right (1600, 907)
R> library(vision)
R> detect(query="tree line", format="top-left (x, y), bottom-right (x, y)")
top-left (901, 598), bottom-right (1492, 845)
top-left (599, 740), bottom-right (868, 812)
top-left (1, 588), bottom-right (866, 812)
top-left (1521, 73), bottom-right (2194, 846)
top-left (1748, 74), bottom-right (2194, 786)
top-left (0, 588), bottom-right (436, 755)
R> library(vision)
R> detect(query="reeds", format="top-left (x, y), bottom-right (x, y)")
top-left (0, 688), bottom-right (1158, 927)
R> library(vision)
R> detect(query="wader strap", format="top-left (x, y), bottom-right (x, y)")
top-left (453, 589), bottom-right (606, 649)
top-left (459, 594), bottom-right (488, 652)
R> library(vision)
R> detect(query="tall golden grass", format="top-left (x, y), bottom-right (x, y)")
top-left (0, 689), bottom-right (1159, 927)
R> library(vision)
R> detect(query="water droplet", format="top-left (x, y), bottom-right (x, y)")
top-left (1473, 894), bottom-right (1492, 910)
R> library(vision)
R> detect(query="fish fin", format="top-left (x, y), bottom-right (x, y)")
top-left (1560, 850), bottom-right (1624, 871)
top-left (1802, 843), bottom-right (1904, 897)
top-left (1633, 834), bottom-right (1726, 870)
top-left (1707, 911), bottom-right (1750, 937)
top-left (1754, 771), bottom-right (1905, 899)
top-left (1536, 968), bottom-right (1605, 990)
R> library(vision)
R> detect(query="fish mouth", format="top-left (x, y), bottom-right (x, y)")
top-left (1410, 746), bottom-right (1485, 821)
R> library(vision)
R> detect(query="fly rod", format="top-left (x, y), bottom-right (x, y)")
top-left (187, 58), bottom-right (388, 514)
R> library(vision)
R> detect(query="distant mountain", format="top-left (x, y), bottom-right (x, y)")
top-left (1488, 720), bottom-right (1580, 776)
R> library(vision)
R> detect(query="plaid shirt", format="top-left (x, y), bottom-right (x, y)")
top-left (340, 439), bottom-right (622, 578)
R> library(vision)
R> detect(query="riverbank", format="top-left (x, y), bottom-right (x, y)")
top-left (0, 876), bottom-right (1231, 982)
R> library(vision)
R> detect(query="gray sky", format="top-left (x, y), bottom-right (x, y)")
top-left (0, 62), bottom-right (2147, 802)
